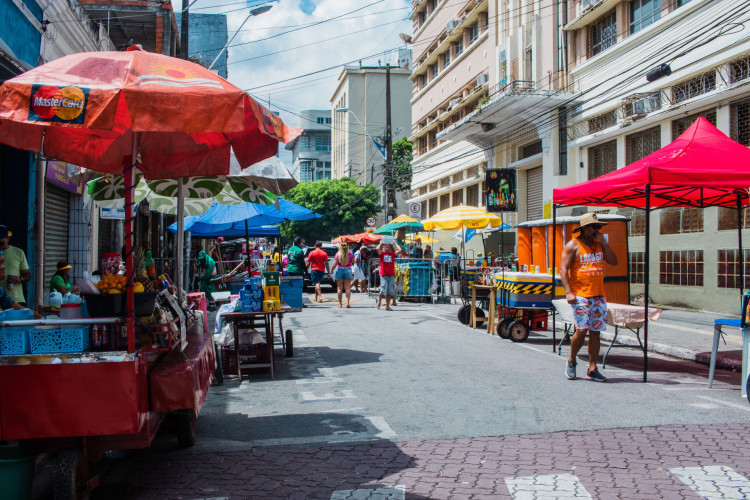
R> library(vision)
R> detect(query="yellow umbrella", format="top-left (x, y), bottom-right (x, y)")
top-left (422, 205), bottom-right (503, 231)
top-left (406, 234), bottom-right (438, 243)
top-left (390, 214), bottom-right (418, 223)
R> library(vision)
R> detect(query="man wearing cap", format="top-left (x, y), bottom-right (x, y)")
top-left (0, 250), bottom-right (41, 317)
top-left (0, 225), bottom-right (30, 307)
top-left (560, 213), bottom-right (618, 382)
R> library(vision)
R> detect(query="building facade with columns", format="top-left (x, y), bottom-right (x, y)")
top-left (408, 0), bottom-right (575, 255)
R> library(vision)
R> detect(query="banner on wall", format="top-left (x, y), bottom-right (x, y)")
top-left (485, 169), bottom-right (517, 212)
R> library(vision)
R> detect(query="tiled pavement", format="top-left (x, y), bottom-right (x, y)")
top-left (95, 422), bottom-right (750, 499)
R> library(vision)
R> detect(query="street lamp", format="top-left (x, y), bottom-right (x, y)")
top-left (335, 108), bottom-right (385, 159)
top-left (208, 4), bottom-right (274, 70)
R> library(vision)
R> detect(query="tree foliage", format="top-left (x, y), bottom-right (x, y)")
top-left (392, 138), bottom-right (413, 193)
top-left (280, 178), bottom-right (381, 242)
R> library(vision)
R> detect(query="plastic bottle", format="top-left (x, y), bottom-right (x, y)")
top-left (49, 291), bottom-right (62, 311)
top-left (145, 249), bottom-right (156, 278)
top-left (92, 324), bottom-right (100, 348)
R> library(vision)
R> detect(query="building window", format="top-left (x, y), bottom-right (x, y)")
top-left (316, 117), bottom-right (331, 125)
top-left (430, 0), bottom-right (437, 14)
top-left (315, 134), bottom-right (330, 152)
top-left (718, 249), bottom-right (750, 289)
top-left (588, 110), bottom-right (617, 133)
top-left (588, 140), bottom-right (617, 180)
top-left (625, 125), bottom-right (661, 164)
top-left (440, 193), bottom-right (450, 210)
top-left (588, 9), bottom-right (617, 57)
top-left (730, 55), bottom-right (750, 84)
top-left (300, 135), bottom-right (312, 151)
top-left (443, 50), bottom-right (450, 68)
top-left (630, 0), bottom-right (660, 34)
top-left (454, 38), bottom-right (464, 57)
top-left (429, 197), bottom-right (438, 217)
top-left (660, 207), bottom-right (703, 234)
top-left (630, 252), bottom-right (646, 284)
top-left (672, 71), bottom-right (716, 104)
top-left (431, 63), bottom-right (438, 79)
top-left (730, 98), bottom-right (750, 147)
top-left (672, 110), bottom-right (716, 140)
top-left (469, 22), bottom-right (479, 43)
top-left (677, 0), bottom-right (691, 6)
top-left (521, 140), bottom-right (542, 159)
top-left (452, 189), bottom-right (463, 206)
top-left (718, 207), bottom-right (750, 230)
top-left (660, 250), bottom-right (703, 286)
top-left (466, 184), bottom-right (479, 206)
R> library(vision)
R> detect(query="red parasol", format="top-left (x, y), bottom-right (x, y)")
top-left (333, 233), bottom-right (383, 245)
top-left (0, 46), bottom-right (300, 351)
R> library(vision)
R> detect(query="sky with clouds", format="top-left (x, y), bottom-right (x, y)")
top-left (184, 0), bottom-right (412, 141)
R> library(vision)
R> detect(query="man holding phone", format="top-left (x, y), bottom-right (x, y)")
top-left (559, 213), bottom-right (618, 382)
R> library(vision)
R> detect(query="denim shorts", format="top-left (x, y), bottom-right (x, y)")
top-left (310, 270), bottom-right (325, 285)
top-left (334, 268), bottom-right (353, 281)
top-left (380, 275), bottom-right (396, 295)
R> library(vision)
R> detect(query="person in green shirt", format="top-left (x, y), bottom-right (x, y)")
top-left (50, 261), bottom-right (78, 294)
top-left (0, 225), bottom-right (31, 306)
top-left (286, 237), bottom-right (307, 277)
top-left (196, 250), bottom-right (216, 311)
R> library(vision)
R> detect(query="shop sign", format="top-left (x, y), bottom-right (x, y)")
top-left (485, 169), bottom-right (517, 212)
top-left (100, 207), bottom-right (125, 220)
top-left (46, 161), bottom-right (79, 193)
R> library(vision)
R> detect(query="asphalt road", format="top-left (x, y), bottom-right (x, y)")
top-left (87, 290), bottom-right (750, 499)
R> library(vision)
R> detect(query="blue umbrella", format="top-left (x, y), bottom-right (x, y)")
top-left (167, 223), bottom-right (280, 239)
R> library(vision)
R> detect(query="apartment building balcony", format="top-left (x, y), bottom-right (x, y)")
top-left (436, 79), bottom-right (579, 143)
top-left (79, 0), bottom-right (175, 53)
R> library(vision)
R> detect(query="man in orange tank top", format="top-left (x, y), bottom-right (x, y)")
top-left (560, 213), bottom-right (618, 382)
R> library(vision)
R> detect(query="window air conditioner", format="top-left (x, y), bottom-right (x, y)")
top-left (476, 73), bottom-right (489, 86)
top-left (446, 19), bottom-right (461, 32)
top-left (449, 98), bottom-right (461, 107)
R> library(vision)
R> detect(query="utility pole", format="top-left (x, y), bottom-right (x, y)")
top-left (180, 0), bottom-right (189, 60)
top-left (385, 63), bottom-right (396, 222)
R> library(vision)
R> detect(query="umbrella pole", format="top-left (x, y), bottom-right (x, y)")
top-left (738, 194), bottom-right (744, 297)
top-left (245, 220), bottom-right (250, 273)
top-left (644, 185), bottom-right (651, 383)
top-left (125, 133), bottom-right (138, 353)
top-left (176, 178), bottom-right (185, 299)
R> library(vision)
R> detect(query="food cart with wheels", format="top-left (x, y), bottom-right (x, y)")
top-left (0, 47), bottom-right (299, 498)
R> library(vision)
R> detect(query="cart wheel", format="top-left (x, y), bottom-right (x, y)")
top-left (497, 318), bottom-right (513, 339)
top-left (285, 329), bottom-right (294, 357)
top-left (457, 305), bottom-right (471, 325)
top-left (53, 448), bottom-right (89, 500)
top-left (508, 320), bottom-right (530, 342)
top-left (176, 412), bottom-right (197, 448)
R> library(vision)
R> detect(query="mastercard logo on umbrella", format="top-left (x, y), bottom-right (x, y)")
top-left (28, 84), bottom-right (89, 124)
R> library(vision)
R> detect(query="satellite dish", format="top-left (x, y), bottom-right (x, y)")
top-left (399, 33), bottom-right (413, 44)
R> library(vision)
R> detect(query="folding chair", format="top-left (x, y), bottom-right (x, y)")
top-left (708, 294), bottom-right (750, 399)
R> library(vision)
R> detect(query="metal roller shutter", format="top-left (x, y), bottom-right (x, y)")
top-left (44, 183), bottom-right (70, 290)
top-left (526, 166), bottom-right (543, 221)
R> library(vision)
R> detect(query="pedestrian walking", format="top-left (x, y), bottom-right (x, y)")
top-left (196, 250), bottom-right (217, 311)
top-left (306, 241), bottom-right (330, 303)
top-left (287, 237), bottom-right (306, 277)
top-left (0, 225), bottom-right (30, 306)
top-left (352, 244), bottom-right (368, 293)
top-left (559, 213), bottom-right (618, 382)
top-left (331, 243), bottom-right (354, 308)
top-left (376, 240), bottom-right (401, 311)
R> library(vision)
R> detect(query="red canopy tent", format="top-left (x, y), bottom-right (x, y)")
top-left (552, 117), bottom-right (750, 381)
top-left (332, 233), bottom-right (382, 245)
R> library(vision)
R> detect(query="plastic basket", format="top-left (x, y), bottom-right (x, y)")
top-left (29, 326), bottom-right (91, 354)
top-left (0, 329), bottom-right (30, 355)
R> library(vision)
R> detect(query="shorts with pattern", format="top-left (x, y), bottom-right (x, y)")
top-left (380, 275), bottom-right (396, 295)
top-left (572, 296), bottom-right (607, 332)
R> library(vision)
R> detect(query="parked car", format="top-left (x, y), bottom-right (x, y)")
top-left (302, 243), bottom-right (339, 290)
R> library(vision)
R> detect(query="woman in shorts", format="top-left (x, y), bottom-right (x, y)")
top-left (330, 243), bottom-right (354, 308)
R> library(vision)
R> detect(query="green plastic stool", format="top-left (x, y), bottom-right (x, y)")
top-left (0, 445), bottom-right (38, 500)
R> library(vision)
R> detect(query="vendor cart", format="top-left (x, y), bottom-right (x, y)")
top-left (494, 270), bottom-right (563, 342)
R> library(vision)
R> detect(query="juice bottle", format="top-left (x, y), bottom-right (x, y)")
top-left (145, 249), bottom-right (156, 278)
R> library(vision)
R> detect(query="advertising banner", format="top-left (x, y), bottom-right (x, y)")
top-left (485, 169), bottom-right (517, 212)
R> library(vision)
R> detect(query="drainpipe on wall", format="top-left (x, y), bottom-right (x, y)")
top-left (35, 153), bottom-right (47, 307)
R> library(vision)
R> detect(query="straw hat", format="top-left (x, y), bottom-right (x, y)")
top-left (572, 212), bottom-right (608, 233)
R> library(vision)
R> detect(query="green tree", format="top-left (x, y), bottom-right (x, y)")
top-left (391, 138), bottom-right (413, 193)
top-left (281, 178), bottom-right (381, 242)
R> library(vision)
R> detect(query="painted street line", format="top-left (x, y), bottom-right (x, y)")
top-left (697, 395), bottom-right (750, 411)
top-left (670, 465), bottom-right (750, 499)
top-left (300, 389), bottom-right (357, 401)
top-left (505, 473), bottom-right (592, 499)
top-left (363, 415), bottom-right (396, 439)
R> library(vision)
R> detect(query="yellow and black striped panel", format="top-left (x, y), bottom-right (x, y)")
top-left (503, 283), bottom-right (553, 295)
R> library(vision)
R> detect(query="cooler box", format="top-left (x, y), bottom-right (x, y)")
top-left (402, 262), bottom-right (433, 296)
top-left (496, 271), bottom-right (564, 308)
top-left (279, 276), bottom-right (303, 308)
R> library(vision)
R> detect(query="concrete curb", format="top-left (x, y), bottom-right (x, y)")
top-left (553, 322), bottom-right (743, 373)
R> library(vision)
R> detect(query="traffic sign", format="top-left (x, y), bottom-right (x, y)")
top-left (366, 216), bottom-right (377, 227)
top-left (408, 202), bottom-right (422, 220)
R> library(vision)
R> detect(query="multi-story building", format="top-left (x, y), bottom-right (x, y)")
top-left (408, 0), bottom-right (575, 253)
top-left (285, 110), bottom-right (333, 183)
top-left (560, 0), bottom-right (750, 313)
top-left (330, 56), bottom-right (412, 225)
top-left (175, 12), bottom-right (228, 79)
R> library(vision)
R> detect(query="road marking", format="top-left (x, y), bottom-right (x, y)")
top-left (696, 395), bottom-right (750, 412)
top-left (364, 415), bottom-right (396, 439)
top-left (505, 473), bottom-right (592, 499)
top-left (670, 465), bottom-right (750, 499)
top-left (300, 389), bottom-right (356, 401)
top-left (331, 485), bottom-right (405, 499)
